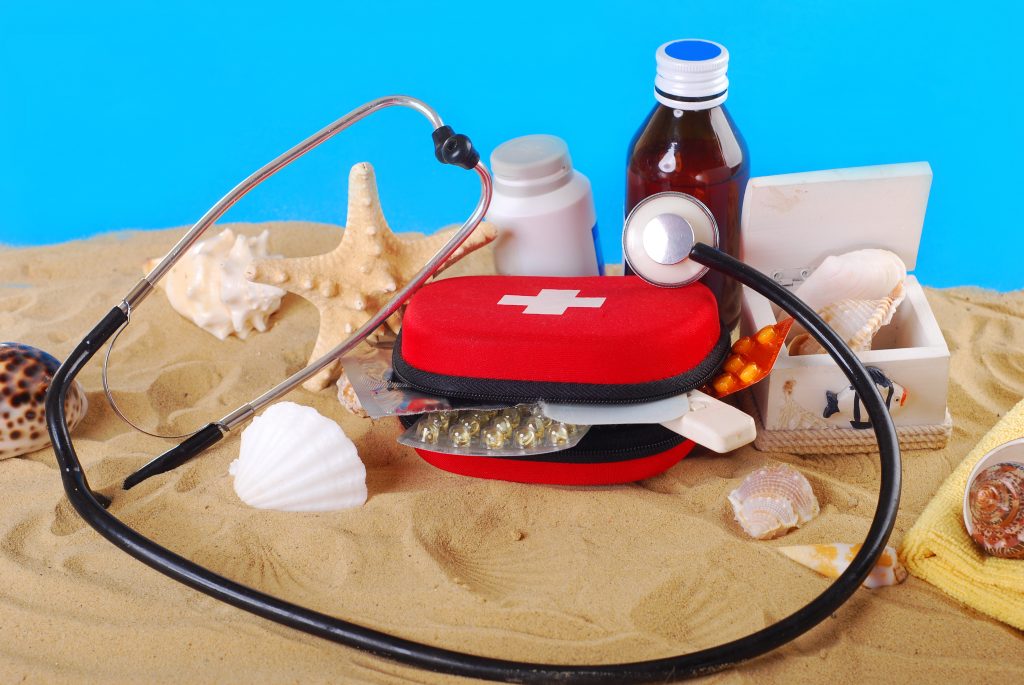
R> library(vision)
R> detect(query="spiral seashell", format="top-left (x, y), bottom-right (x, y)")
top-left (228, 402), bottom-right (367, 512)
top-left (145, 228), bottom-right (285, 340)
top-left (788, 288), bottom-right (904, 355)
top-left (0, 343), bottom-right (88, 460)
top-left (966, 462), bottom-right (1024, 559)
top-left (727, 464), bottom-right (820, 540)
top-left (786, 248), bottom-right (907, 356)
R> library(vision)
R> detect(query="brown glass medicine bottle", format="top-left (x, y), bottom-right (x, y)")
top-left (625, 39), bottom-right (749, 330)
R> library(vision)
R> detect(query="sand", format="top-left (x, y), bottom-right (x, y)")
top-left (1, 222), bottom-right (1022, 684)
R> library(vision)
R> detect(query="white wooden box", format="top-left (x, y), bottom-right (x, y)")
top-left (739, 162), bottom-right (952, 454)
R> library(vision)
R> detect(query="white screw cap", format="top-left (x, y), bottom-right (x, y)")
top-left (655, 39), bottom-right (730, 110)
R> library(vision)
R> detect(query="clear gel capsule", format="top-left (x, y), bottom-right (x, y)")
top-left (493, 415), bottom-right (514, 434)
top-left (483, 426), bottom-right (507, 450)
top-left (459, 416), bottom-right (481, 436)
top-left (449, 423), bottom-right (473, 447)
top-left (417, 422), bottom-right (440, 444)
top-left (513, 426), bottom-right (537, 448)
top-left (548, 422), bottom-right (571, 446)
top-left (500, 408), bottom-right (522, 429)
top-left (525, 416), bottom-right (547, 439)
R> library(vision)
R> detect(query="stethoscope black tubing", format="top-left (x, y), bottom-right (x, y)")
top-left (45, 247), bottom-right (900, 683)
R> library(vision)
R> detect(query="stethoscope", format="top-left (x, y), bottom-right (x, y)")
top-left (46, 96), bottom-right (901, 683)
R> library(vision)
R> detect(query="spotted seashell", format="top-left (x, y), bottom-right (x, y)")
top-left (0, 343), bottom-right (88, 460)
top-left (966, 462), bottom-right (1024, 559)
top-left (728, 464), bottom-right (820, 540)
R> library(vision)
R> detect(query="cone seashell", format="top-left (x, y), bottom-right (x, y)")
top-left (229, 402), bottom-right (367, 512)
top-left (145, 228), bottom-right (285, 340)
top-left (0, 343), bottom-right (88, 460)
top-left (786, 249), bottom-right (907, 356)
top-left (965, 462), bottom-right (1024, 559)
top-left (728, 464), bottom-right (820, 539)
top-left (778, 543), bottom-right (908, 588)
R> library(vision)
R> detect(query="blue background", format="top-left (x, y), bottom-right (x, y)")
top-left (1, 1), bottom-right (1020, 290)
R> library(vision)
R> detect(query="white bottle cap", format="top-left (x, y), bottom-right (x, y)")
top-left (654, 39), bottom-right (729, 110)
top-left (490, 134), bottom-right (573, 198)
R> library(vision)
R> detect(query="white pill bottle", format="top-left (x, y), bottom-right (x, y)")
top-left (487, 134), bottom-right (602, 276)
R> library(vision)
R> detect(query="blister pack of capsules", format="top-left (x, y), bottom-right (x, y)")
top-left (342, 346), bottom-right (506, 418)
top-left (397, 405), bottom-right (590, 457)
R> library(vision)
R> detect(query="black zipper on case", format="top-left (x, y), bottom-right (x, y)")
top-left (391, 329), bottom-right (730, 406)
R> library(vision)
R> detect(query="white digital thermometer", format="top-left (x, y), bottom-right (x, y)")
top-left (540, 389), bottom-right (756, 453)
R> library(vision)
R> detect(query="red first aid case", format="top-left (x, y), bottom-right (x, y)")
top-left (393, 275), bottom-right (728, 404)
top-left (391, 275), bottom-right (729, 485)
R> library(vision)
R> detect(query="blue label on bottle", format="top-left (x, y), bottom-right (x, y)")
top-left (591, 223), bottom-right (605, 276)
top-left (665, 40), bottom-right (722, 62)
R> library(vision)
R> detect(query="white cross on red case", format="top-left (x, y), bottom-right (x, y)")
top-left (398, 275), bottom-right (722, 387)
top-left (498, 289), bottom-right (606, 315)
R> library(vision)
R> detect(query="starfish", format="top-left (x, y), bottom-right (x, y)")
top-left (247, 162), bottom-right (497, 391)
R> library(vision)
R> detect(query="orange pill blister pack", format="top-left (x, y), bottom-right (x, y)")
top-left (708, 319), bottom-right (795, 399)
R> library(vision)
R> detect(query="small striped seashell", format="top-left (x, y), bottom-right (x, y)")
top-left (728, 464), bottom-right (820, 540)
top-left (786, 248), bottom-right (907, 356)
top-left (778, 543), bottom-right (908, 588)
top-left (788, 286), bottom-right (905, 356)
top-left (966, 462), bottom-right (1024, 559)
top-left (0, 342), bottom-right (88, 460)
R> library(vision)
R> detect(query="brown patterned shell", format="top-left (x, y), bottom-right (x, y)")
top-left (967, 462), bottom-right (1024, 559)
top-left (0, 343), bottom-right (88, 460)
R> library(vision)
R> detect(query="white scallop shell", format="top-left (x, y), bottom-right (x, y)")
top-left (728, 464), bottom-right (820, 540)
top-left (146, 229), bottom-right (285, 340)
top-left (229, 402), bottom-right (367, 512)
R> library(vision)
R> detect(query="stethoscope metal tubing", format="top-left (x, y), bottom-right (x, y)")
top-left (107, 96), bottom-right (492, 486)
top-left (124, 95), bottom-right (443, 312)
top-left (46, 242), bottom-right (901, 682)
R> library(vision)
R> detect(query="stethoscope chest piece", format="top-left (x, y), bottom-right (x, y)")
top-left (623, 192), bottom-right (719, 287)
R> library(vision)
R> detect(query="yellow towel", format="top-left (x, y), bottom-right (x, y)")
top-left (900, 398), bottom-right (1024, 630)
